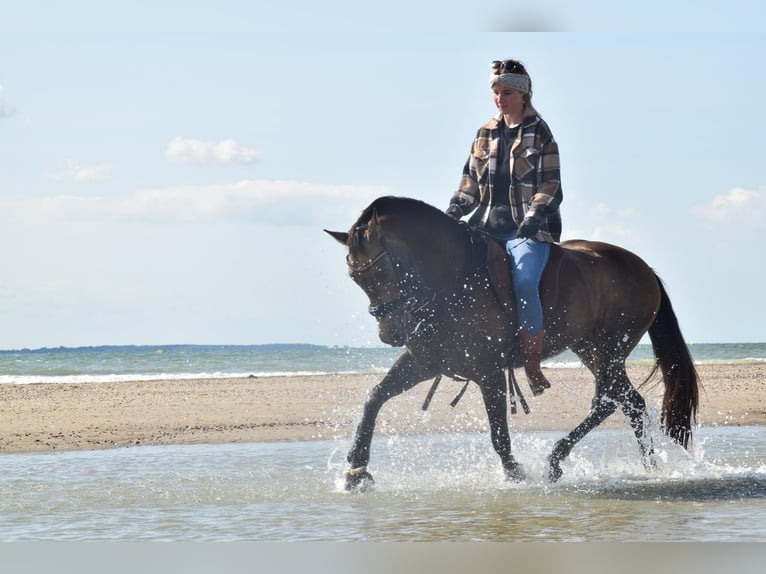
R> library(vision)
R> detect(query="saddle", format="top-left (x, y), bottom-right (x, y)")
top-left (424, 232), bottom-right (566, 416)
top-left (485, 238), bottom-right (515, 320)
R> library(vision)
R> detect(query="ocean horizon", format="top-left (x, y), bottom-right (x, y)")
top-left (1, 342), bottom-right (765, 385)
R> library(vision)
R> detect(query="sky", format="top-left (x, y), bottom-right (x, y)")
top-left (1, 1), bottom-right (765, 349)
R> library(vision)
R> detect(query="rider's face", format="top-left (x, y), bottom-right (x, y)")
top-left (492, 84), bottom-right (525, 119)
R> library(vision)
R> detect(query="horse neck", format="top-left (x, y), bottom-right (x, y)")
top-left (398, 220), bottom-right (473, 291)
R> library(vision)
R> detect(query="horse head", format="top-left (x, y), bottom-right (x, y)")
top-left (325, 196), bottom-right (470, 346)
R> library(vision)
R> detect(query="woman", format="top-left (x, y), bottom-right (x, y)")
top-left (446, 58), bottom-right (563, 395)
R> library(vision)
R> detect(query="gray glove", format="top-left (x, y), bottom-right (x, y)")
top-left (446, 204), bottom-right (464, 220)
top-left (517, 215), bottom-right (542, 238)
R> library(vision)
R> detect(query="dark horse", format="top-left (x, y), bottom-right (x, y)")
top-left (325, 196), bottom-right (698, 490)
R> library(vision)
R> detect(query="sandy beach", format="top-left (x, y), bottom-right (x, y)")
top-left (0, 363), bottom-right (764, 454)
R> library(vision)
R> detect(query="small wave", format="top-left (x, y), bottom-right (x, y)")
top-left (0, 370), bottom-right (383, 385)
top-left (544, 357), bottom-right (766, 369)
top-left (1, 355), bottom-right (762, 385)
top-left (695, 357), bottom-right (766, 365)
top-left (541, 360), bottom-right (584, 369)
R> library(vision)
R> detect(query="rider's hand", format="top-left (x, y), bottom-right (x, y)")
top-left (517, 215), bottom-right (542, 238)
top-left (446, 204), bottom-right (464, 220)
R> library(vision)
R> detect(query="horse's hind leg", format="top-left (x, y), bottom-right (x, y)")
top-left (547, 354), bottom-right (652, 482)
top-left (597, 355), bottom-right (655, 463)
top-left (479, 370), bottom-right (525, 482)
top-left (616, 372), bottom-right (654, 466)
top-left (547, 384), bottom-right (619, 482)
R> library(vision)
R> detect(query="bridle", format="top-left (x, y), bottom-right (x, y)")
top-left (346, 221), bottom-right (486, 342)
top-left (346, 236), bottom-right (435, 332)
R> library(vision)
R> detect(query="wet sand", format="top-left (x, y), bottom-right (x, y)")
top-left (0, 363), bottom-right (764, 453)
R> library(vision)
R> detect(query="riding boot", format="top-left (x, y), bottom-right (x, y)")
top-left (519, 329), bottom-right (551, 396)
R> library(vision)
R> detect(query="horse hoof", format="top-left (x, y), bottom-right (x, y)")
top-left (504, 463), bottom-right (526, 482)
top-left (642, 453), bottom-right (658, 472)
top-left (547, 457), bottom-right (563, 483)
top-left (344, 469), bottom-right (375, 492)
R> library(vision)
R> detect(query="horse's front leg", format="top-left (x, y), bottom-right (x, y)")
top-left (479, 370), bottom-right (525, 482)
top-left (345, 350), bottom-right (435, 492)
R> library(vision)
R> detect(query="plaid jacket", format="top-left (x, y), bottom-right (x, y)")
top-left (449, 105), bottom-right (563, 242)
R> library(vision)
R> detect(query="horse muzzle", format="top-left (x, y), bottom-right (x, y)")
top-left (377, 317), bottom-right (408, 347)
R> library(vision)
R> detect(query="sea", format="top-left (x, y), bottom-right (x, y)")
top-left (1, 342), bottom-right (766, 543)
top-left (1, 341), bottom-right (765, 385)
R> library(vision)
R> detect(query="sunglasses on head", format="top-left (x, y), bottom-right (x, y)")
top-left (491, 60), bottom-right (524, 75)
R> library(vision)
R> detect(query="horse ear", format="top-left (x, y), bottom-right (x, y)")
top-left (324, 229), bottom-right (349, 245)
top-left (366, 210), bottom-right (382, 241)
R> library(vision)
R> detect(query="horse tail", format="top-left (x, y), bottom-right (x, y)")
top-left (647, 274), bottom-right (699, 448)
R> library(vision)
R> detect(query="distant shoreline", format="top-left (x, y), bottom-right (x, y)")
top-left (0, 363), bottom-right (764, 455)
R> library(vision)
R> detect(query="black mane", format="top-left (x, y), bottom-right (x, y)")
top-left (354, 196), bottom-right (442, 229)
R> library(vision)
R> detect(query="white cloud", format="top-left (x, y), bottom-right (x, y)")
top-left (560, 192), bottom-right (637, 242)
top-left (126, 180), bottom-right (384, 224)
top-left (0, 179), bottom-right (386, 226)
top-left (166, 137), bottom-right (261, 165)
top-left (589, 202), bottom-right (635, 220)
top-left (693, 186), bottom-right (766, 227)
top-left (581, 203), bottom-right (636, 240)
top-left (53, 160), bottom-right (113, 182)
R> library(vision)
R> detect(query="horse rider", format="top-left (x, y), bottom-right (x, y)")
top-left (446, 58), bottom-right (564, 395)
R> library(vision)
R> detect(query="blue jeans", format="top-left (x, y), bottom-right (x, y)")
top-left (506, 238), bottom-right (550, 335)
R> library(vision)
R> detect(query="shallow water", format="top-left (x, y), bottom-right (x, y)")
top-left (1, 425), bottom-right (765, 541)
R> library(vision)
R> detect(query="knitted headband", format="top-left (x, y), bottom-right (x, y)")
top-left (489, 72), bottom-right (531, 95)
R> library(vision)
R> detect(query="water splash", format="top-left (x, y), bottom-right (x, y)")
top-left (344, 424), bottom-right (766, 501)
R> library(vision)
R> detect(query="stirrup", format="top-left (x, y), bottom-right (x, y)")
top-left (527, 373), bottom-right (551, 396)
